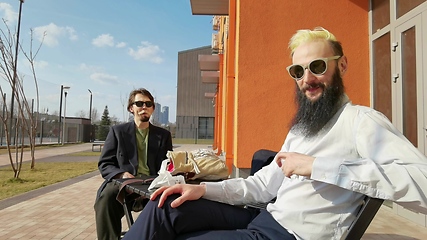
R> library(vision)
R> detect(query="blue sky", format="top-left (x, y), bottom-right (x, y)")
top-left (0, 0), bottom-right (212, 123)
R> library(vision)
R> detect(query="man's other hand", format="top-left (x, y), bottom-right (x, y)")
top-left (151, 184), bottom-right (207, 208)
top-left (275, 152), bottom-right (315, 178)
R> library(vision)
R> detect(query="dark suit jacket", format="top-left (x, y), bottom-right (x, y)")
top-left (96, 121), bottom-right (173, 199)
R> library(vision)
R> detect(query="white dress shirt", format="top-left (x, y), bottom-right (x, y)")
top-left (202, 97), bottom-right (427, 240)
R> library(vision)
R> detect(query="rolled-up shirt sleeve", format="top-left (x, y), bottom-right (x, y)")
top-left (310, 109), bottom-right (427, 213)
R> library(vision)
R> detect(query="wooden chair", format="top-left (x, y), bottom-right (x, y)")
top-left (249, 149), bottom-right (384, 240)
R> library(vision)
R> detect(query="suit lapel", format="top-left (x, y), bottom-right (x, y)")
top-left (123, 122), bottom-right (138, 167)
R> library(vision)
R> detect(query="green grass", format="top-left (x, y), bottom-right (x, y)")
top-left (0, 161), bottom-right (98, 201)
top-left (68, 151), bottom-right (102, 156)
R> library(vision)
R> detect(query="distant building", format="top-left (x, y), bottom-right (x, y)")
top-left (152, 102), bottom-right (162, 124)
top-left (176, 46), bottom-right (216, 139)
top-left (161, 106), bottom-right (169, 125)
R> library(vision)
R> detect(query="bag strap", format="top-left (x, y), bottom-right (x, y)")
top-left (116, 178), bottom-right (148, 204)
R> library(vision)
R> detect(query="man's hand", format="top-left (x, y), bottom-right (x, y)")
top-left (150, 184), bottom-right (206, 208)
top-left (275, 152), bottom-right (315, 178)
top-left (114, 172), bottom-right (135, 179)
top-left (119, 172), bottom-right (135, 179)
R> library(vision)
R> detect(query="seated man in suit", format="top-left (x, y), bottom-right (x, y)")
top-left (94, 88), bottom-right (173, 240)
top-left (123, 28), bottom-right (427, 240)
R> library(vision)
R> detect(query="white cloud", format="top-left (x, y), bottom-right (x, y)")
top-left (34, 60), bottom-right (49, 69)
top-left (81, 64), bottom-right (121, 85)
top-left (92, 34), bottom-right (114, 47)
top-left (0, 3), bottom-right (18, 24)
top-left (79, 63), bottom-right (103, 72)
top-left (128, 41), bottom-right (163, 63)
top-left (92, 35), bottom-right (126, 48)
top-left (66, 27), bottom-right (78, 41)
top-left (90, 72), bottom-right (119, 85)
top-left (116, 42), bottom-right (126, 48)
top-left (33, 23), bottom-right (78, 47)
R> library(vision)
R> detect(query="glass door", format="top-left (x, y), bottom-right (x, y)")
top-left (394, 14), bottom-right (426, 155)
top-left (393, 13), bottom-right (427, 224)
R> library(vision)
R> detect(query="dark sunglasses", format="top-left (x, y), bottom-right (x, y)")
top-left (133, 101), bottom-right (154, 108)
top-left (286, 55), bottom-right (341, 81)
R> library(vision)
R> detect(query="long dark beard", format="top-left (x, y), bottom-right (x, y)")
top-left (290, 68), bottom-right (345, 137)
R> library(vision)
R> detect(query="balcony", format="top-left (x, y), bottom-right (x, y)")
top-left (204, 92), bottom-right (216, 98)
top-left (213, 16), bottom-right (221, 31)
top-left (190, 0), bottom-right (229, 15)
top-left (198, 54), bottom-right (220, 71)
top-left (201, 71), bottom-right (219, 84)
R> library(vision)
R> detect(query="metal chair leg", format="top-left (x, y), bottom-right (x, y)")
top-left (123, 198), bottom-right (134, 228)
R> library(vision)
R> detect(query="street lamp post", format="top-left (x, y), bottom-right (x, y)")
top-left (88, 89), bottom-right (92, 123)
top-left (58, 85), bottom-right (64, 143)
top-left (88, 89), bottom-right (92, 142)
top-left (9, 0), bottom-right (24, 145)
top-left (62, 86), bottom-right (70, 145)
top-left (40, 118), bottom-right (45, 144)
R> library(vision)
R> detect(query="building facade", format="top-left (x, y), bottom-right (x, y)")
top-left (176, 46), bottom-right (216, 140)
top-left (153, 102), bottom-right (161, 124)
top-left (190, 0), bottom-right (427, 227)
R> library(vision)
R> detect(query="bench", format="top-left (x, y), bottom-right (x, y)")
top-left (92, 142), bottom-right (105, 152)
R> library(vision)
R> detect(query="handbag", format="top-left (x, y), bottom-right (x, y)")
top-left (167, 149), bottom-right (229, 180)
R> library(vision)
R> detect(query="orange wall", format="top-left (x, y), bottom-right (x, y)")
top-left (234, 0), bottom-right (370, 168)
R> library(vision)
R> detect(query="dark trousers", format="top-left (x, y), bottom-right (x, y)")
top-left (94, 181), bottom-right (124, 240)
top-left (122, 194), bottom-right (296, 240)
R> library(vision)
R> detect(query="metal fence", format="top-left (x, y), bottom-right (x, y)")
top-left (0, 118), bottom-right (93, 146)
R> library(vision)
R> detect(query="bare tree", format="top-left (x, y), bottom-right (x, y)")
top-left (91, 108), bottom-right (99, 122)
top-left (110, 115), bottom-right (120, 125)
top-left (0, 19), bottom-right (44, 178)
top-left (76, 110), bottom-right (86, 118)
top-left (120, 92), bottom-right (126, 122)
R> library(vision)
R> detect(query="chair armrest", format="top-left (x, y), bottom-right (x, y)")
top-left (340, 196), bottom-right (384, 240)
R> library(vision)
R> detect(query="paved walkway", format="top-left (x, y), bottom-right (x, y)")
top-left (0, 143), bottom-right (426, 239)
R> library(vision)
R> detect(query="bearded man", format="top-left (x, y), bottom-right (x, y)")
top-left (94, 88), bottom-right (173, 240)
top-left (122, 28), bottom-right (427, 240)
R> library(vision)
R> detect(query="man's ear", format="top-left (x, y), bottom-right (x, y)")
top-left (338, 56), bottom-right (348, 75)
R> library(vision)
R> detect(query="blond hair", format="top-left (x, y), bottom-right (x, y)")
top-left (288, 27), bottom-right (343, 56)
